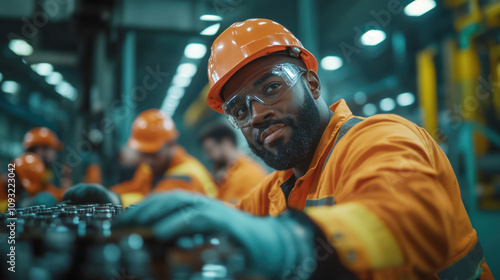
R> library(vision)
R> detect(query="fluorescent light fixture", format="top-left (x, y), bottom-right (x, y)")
top-left (161, 97), bottom-right (180, 113)
top-left (379, 97), bottom-right (396, 111)
top-left (45, 72), bottom-right (63, 85)
top-left (320, 56), bottom-right (343, 71)
top-left (184, 43), bottom-right (207, 59)
top-left (360, 30), bottom-right (387, 46)
top-left (172, 75), bottom-right (192, 88)
top-left (176, 63), bottom-right (198, 77)
top-left (161, 86), bottom-right (186, 114)
top-left (8, 39), bottom-right (33, 56)
top-left (200, 14), bottom-right (222, 21)
top-left (397, 92), bottom-right (415, 106)
top-left (1, 81), bottom-right (20, 95)
top-left (404, 0), bottom-right (436, 17)
top-left (353, 91), bottom-right (367, 105)
top-left (34, 63), bottom-right (54, 76)
top-left (55, 81), bottom-right (77, 100)
top-left (362, 103), bottom-right (377, 116)
top-left (201, 23), bottom-right (221, 36)
top-left (167, 86), bottom-right (185, 100)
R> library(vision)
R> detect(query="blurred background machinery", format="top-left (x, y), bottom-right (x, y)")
top-left (0, 0), bottom-right (499, 275)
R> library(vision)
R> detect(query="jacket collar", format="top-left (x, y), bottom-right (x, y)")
top-left (267, 99), bottom-right (353, 212)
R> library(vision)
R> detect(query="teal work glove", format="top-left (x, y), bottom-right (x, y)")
top-left (62, 183), bottom-right (120, 205)
top-left (115, 191), bottom-right (357, 279)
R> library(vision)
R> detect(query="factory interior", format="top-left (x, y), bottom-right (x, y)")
top-left (0, 0), bottom-right (500, 279)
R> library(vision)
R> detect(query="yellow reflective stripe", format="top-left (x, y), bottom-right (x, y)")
top-left (0, 200), bottom-right (7, 213)
top-left (307, 203), bottom-right (404, 270)
top-left (43, 170), bottom-right (53, 183)
top-left (120, 192), bottom-right (145, 208)
top-left (167, 160), bottom-right (217, 197)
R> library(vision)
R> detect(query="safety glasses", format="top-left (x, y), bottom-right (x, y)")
top-left (222, 63), bottom-right (306, 129)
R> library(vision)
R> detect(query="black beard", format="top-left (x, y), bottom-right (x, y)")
top-left (247, 88), bottom-right (322, 170)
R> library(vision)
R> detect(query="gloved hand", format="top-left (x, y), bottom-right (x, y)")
top-left (62, 183), bottom-right (120, 205)
top-left (115, 191), bottom-right (341, 279)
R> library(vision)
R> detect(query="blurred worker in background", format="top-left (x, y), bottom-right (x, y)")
top-left (23, 127), bottom-right (72, 194)
top-left (64, 109), bottom-right (217, 207)
top-left (199, 122), bottom-right (267, 204)
top-left (119, 18), bottom-right (493, 279)
top-left (0, 153), bottom-right (59, 208)
top-left (0, 161), bottom-right (7, 212)
top-left (83, 163), bottom-right (102, 185)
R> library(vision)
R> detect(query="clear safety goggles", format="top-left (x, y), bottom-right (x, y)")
top-left (222, 63), bottom-right (306, 129)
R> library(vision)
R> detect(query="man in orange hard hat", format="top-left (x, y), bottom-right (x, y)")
top-left (64, 109), bottom-right (217, 207)
top-left (199, 122), bottom-right (267, 204)
top-left (119, 19), bottom-right (493, 279)
top-left (23, 127), bottom-right (63, 167)
top-left (22, 127), bottom-right (70, 200)
top-left (0, 153), bottom-right (59, 209)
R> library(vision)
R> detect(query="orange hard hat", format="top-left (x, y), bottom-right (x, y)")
top-left (13, 153), bottom-right (46, 196)
top-left (23, 127), bottom-right (64, 151)
top-left (207, 18), bottom-right (318, 114)
top-left (128, 109), bottom-right (179, 153)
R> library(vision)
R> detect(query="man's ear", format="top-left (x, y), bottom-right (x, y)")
top-left (305, 70), bottom-right (321, 99)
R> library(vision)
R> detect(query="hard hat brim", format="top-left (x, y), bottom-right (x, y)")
top-left (127, 138), bottom-right (166, 154)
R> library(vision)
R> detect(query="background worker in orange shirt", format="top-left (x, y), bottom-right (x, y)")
top-left (64, 109), bottom-right (217, 207)
top-left (199, 122), bottom-right (267, 204)
top-left (118, 18), bottom-right (493, 279)
top-left (22, 127), bottom-right (72, 199)
top-left (0, 153), bottom-right (59, 209)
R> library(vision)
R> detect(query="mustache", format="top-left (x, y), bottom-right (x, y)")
top-left (254, 117), bottom-right (294, 145)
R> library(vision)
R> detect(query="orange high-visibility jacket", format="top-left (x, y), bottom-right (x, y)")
top-left (216, 155), bottom-right (268, 204)
top-left (111, 146), bottom-right (217, 206)
top-left (0, 176), bottom-right (7, 213)
top-left (83, 164), bottom-right (102, 185)
top-left (42, 170), bottom-right (65, 201)
top-left (238, 100), bottom-right (492, 279)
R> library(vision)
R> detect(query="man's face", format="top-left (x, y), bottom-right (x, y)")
top-left (138, 145), bottom-right (171, 176)
top-left (221, 56), bottom-right (322, 170)
top-left (202, 138), bottom-right (225, 167)
top-left (33, 146), bottom-right (57, 166)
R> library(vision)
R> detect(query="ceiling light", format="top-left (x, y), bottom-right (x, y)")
top-left (200, 14), bottom-right (222, 21)
top-left (8, 39), bottom-right (33, 56)
top-left (176, 63), bottom-right (198, 77)
top-left (379, 98), bottom-right (396, 112)
top-left (320, 56), bottom-right (343, 71)
top-left (45, 72), bottom-right (63, 85)
top-left (161, 97), bottom-right (180, 113)
top-left (167, 86), bottom-right (185, 100)
top-left (404, 0), bottom-right (436, 17)
top-left (172, 75), bottom-right (192, 88)
top-left (34, 63), bottom-right (54, 76)
top-left (353, 91), bottom-right (367, 105)
top-left (55, 81), bottom-right (77, 100)
top-left (362, 103), bottom-right (377, 116)
top-left (360, 30), bottom-right (387, 46)
top-left (201, 23), bottom-right (221, 36)
top-left (1, 81), bottom-right (20, 95)
top-left (184, 43), bottom-right (207, 59)
top-left (397, 92), bottom-right (415, 106)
